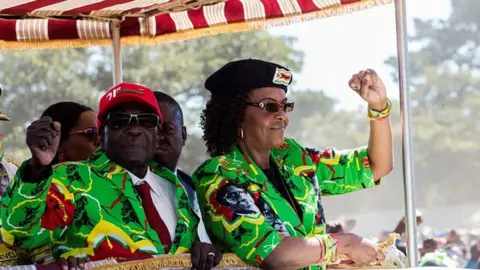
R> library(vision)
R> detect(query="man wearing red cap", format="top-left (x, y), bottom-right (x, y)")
top-left (1, 83), bottom-right (219, 270)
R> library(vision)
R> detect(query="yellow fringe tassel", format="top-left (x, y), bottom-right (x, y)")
top-left (90, 234), bottom-right (400, 270)
top-left (90, 253), bottom-right (252, 270)
top-left (3, 157), bottom-right (20, 167)
top-left (0, 0), bottom-right (392, 51)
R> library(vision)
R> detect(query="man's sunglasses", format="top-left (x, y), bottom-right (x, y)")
top-left (69, 128), bottom-right (98, 141)
top-left (107, 113), bottom-right (160, 129)
top-left (246, 101), bottom-right (294, 113)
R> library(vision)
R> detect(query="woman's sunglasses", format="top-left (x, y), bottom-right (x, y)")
top-left (107, 113), bottom-right (160, 129)
top-left (246, 101), bottom-right (295, 113)
top-left (69, 127), bottom-right (98, 141)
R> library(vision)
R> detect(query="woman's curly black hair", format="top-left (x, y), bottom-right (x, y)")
top-left (200, 90), bottom-right (250, 157)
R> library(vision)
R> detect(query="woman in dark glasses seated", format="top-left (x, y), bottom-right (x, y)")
top-left (193, 59), bottom-right (394, 270)
top-left (41, 101), bottom-right (100, 164)
top-left (13, 102), bottom-right (100, 267)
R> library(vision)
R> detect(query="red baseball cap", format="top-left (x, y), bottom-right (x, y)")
top-left (97, 82), bottom-right (163, 127)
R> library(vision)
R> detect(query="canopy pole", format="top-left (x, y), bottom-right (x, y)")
top-left (111, 20), bottom-right (123, 85)
top-left (394, 0), bottom-right (418, 266)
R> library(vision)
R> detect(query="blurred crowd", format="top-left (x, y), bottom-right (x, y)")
top-left (327, 211), bottom-right (480, 268)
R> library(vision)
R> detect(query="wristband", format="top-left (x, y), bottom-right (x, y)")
top-left (367, 98), bottom-right (392, 121)
top-left (314, 234), bottom-right (338, 264)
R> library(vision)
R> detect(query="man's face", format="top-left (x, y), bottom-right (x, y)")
top-left (155, 101), bottom-right (186, 170)
top-left (422, 239), bottom-right (437, 254)
top-left (102, 102), bottom-right (160, 166)
top-left (258, 200), bottom-right (289, 234)
top-left (223, 185), bottom-right (256, 213)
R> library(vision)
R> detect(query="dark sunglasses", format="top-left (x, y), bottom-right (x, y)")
top-left (246, 101), bottom-right (294, 113)
top-left (69, 127), bottom-right (98, 141)
top-left (107, 113), bottom-right (160, 129)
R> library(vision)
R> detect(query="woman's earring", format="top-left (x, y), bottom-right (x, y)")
top-left (239, 127), bottom-right (244, 140)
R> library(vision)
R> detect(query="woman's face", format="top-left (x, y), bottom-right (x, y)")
top-left (241, 87), bottom-right (290, 150)
top-left (59, 110), bottom-right (100, 162)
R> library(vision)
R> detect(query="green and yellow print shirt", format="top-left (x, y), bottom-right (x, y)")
top-left (0, 149), bottom-right (199, 261)
top-left (193, 138), bottom-right (380, 269)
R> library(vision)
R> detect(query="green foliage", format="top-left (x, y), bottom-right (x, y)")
top-left (384, 0), bottom-right (480, 207)
top-left (0, 31), bottom-right (305, 172)
top-left (2, 0), bottom-right (479, 212)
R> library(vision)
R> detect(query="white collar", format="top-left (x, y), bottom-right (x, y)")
top-left (127, 167), bottom-right (152, 185)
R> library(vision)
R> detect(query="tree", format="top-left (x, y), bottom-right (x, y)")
top-left (0, 49), bottom-right (108, 159)
top-left (0, 31), bottom-right (306, 172)
top-left (0, 30), bottom-right (401, 215)
top-left (122, 31), bottom-right (305, 172)
top-left (384, 0), bottom-right (480, 207)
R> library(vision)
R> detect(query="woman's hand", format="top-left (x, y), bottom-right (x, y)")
top-left (335, 233), bottom-right (385, 265)
top-left (348, 69), bottom-right (388, 111)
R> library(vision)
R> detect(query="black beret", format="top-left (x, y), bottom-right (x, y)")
top-left (205, 59), bottom-right (293, 96)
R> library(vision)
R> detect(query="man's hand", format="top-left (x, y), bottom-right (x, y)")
top-left (190, 241), bottom-right (222, 270)
top-left (58, 256), bottom-right (88, 270)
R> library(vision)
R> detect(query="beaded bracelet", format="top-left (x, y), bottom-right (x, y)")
top-left (314, 234), bottom-right (338, 264)
top-left (367, 98), bottom-right (392, 121)
top-left (314, 236), bottom-right (324, 264)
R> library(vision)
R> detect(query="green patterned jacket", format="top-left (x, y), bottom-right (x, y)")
top-left (193, 138), bottom-right (380, 269)
top-left (1, 148), bottom-right (199, 261)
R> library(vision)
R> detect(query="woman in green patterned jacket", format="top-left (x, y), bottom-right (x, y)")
top-left (193, 59), bottom-right (394, 270)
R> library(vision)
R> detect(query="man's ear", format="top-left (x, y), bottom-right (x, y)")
top-left (182, 126), bottom-right (187, 146)
top-left (155, 127), bottom-right (162, 152)
top-left (98, 125), bottom-right (105, 144)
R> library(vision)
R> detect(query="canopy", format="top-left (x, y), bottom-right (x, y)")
top-left (0, 0), bottom-right (421, 267)
top-left (0, 0), bottom-right (391, 50)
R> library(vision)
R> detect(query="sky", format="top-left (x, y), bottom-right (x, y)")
top-left (267, 0), bottom-right (451, 109)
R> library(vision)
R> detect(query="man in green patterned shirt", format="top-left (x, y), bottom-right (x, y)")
top-left (1, 83), bottom-right (213, 268)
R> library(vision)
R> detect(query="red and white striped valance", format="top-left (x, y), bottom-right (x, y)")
top-left (0, 0), bottom-right (392, 50)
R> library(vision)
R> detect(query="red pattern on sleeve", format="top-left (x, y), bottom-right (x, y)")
top-left (40, 185), bottom-right (74, 230)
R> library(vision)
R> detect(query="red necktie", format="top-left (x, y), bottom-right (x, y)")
top-left (135, 182), bottom-right (172, 253)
